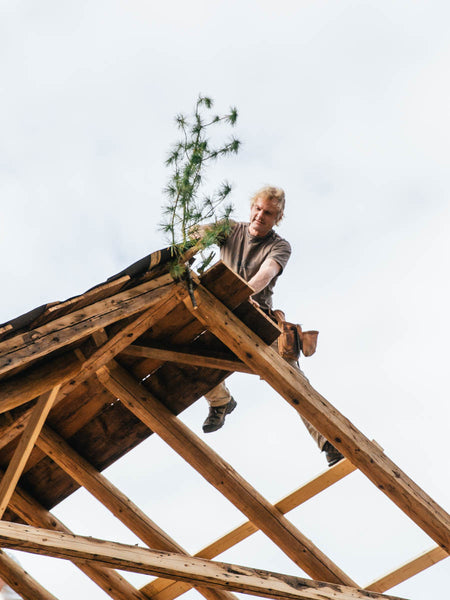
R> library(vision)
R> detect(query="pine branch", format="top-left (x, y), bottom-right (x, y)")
top-left (160, 95), bottom-right (241, 275)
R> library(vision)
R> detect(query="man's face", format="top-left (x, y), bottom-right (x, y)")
top-left (248, 197), bottom-right (279, 237)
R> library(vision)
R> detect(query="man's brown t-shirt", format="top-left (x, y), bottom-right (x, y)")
top-left (219, 222), bottom-right (291, 312)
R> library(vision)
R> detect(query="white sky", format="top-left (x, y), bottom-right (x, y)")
top-left (0, 1), bottom-right (449, 599)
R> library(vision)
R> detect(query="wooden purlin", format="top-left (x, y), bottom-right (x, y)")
top-left (120, 342), bottom-right (254, 373)
top-left (5, 470), bottom-right (150, 600)
top-left (365, 546), bottom-right (449, 593)
top-left (183, 281), bottom-right (450, 554)
top-left (98, 361), bottom-right (357, 586)
top-left (36, 425), bottom-right (237, 600)
top-left (0, 521), bottom-right (407, 600)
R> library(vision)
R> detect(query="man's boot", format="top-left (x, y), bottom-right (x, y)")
top-left (202, 398), bottom-right (237, 433)
top-left (323, 441), bottom-right (344, 467)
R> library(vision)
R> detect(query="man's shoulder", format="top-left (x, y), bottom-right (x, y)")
top-left (225, 221), bottom-right (248, 240)
top-left (270, 229), bottom-right (292, 251)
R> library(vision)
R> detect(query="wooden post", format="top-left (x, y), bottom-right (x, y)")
top-left (183, 283), bottom-right (450, 554)
top-left (0, 521), bottom-right (406, 600)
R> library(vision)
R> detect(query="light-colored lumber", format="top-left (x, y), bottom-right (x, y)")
top-left (365, 546), bottom-right (448, 593)
top-left (36, 425), bottom-right (237, 600)
top-left (0, 273), bottom-right (175, 378)
top-left (0, 385), bottom-right (60, 518)
top-left (183, 283), bottom-right (450, 553)
top-left (0, 549), bottom-right (58, 600)
top-left (5, 471), bottom-right (149, 600)
top-left (98, 362), bottom-right (357, 586)
top-left (120, 343), bottom-right (254, 373)
top-left (0, 521), bottom-right (406, 600)
top-left (0, 282), bottom-right (187, 416)
top-left (144, 459), bottom-right (357, 600)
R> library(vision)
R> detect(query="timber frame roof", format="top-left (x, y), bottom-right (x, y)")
top-left (0, 249), bottom-right (448, 600)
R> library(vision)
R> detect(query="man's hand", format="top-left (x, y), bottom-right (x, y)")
top-left (188, 224), bottom-right (209, 240)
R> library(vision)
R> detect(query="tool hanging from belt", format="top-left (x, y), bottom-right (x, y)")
top-left (271, 309), bottom-right (318, 361)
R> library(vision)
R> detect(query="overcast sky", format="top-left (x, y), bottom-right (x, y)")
top-left (1, 2), bottom-right (449, 599)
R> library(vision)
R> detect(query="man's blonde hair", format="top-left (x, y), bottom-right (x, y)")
top-left (250, 186), bottom-right (285, 224)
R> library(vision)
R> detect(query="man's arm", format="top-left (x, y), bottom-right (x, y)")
top-left (247, 257), bottom-right (281, 296)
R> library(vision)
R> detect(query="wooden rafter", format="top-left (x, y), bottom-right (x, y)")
top-left (5, 470), bottom-right (149, 600)
top-left (97, 361), bottom-right (357, 586)
top-left (36, 425), bottom-right (237, 600)
top-left (144, 458), bottom-right (357, 600)
top-left (0, 549), bottom-right (58, 600)
top-left (0, 521), bottom-right (407, 600)
top-left (182, 282), bottom-right (450, 553)
top-left (0, 385), bottom-right (60, 517)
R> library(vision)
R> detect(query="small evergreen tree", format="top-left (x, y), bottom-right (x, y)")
top-left (160, 95), bottom-right (240, 278)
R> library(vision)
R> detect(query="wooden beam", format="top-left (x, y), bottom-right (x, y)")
top-left (98, 362), bottom-right (357, 587)
top-left (0, 385), bottom-right (60, 518)
top-left (0, 521), bottom-right (406, 600)
top-left (365, 546), bottom-right (449, 593)
top-left (0, 282), bottom-right (188, 417)
top-left (5, 471), bottom-right (149, 600)
top-left (36, 425), bottom-right (237, 600)
top-left (144, 459), bottom-right (357, 600)
top-left (120, 343), bottom-right (254, 373)
top-left (0, 549), bottom-right (58, 600)
top-left (184, 283), bottom-right (450, 553)
top-left (0, 353), bottom-right (81, 415)
top-left (0, 273), bottom-right (175, 378)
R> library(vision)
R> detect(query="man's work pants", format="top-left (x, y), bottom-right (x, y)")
top-left (204, 342), bottom-right (327, 451)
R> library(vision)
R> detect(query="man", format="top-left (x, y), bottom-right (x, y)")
top-left (197, 186), bottom-right (343, 467)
